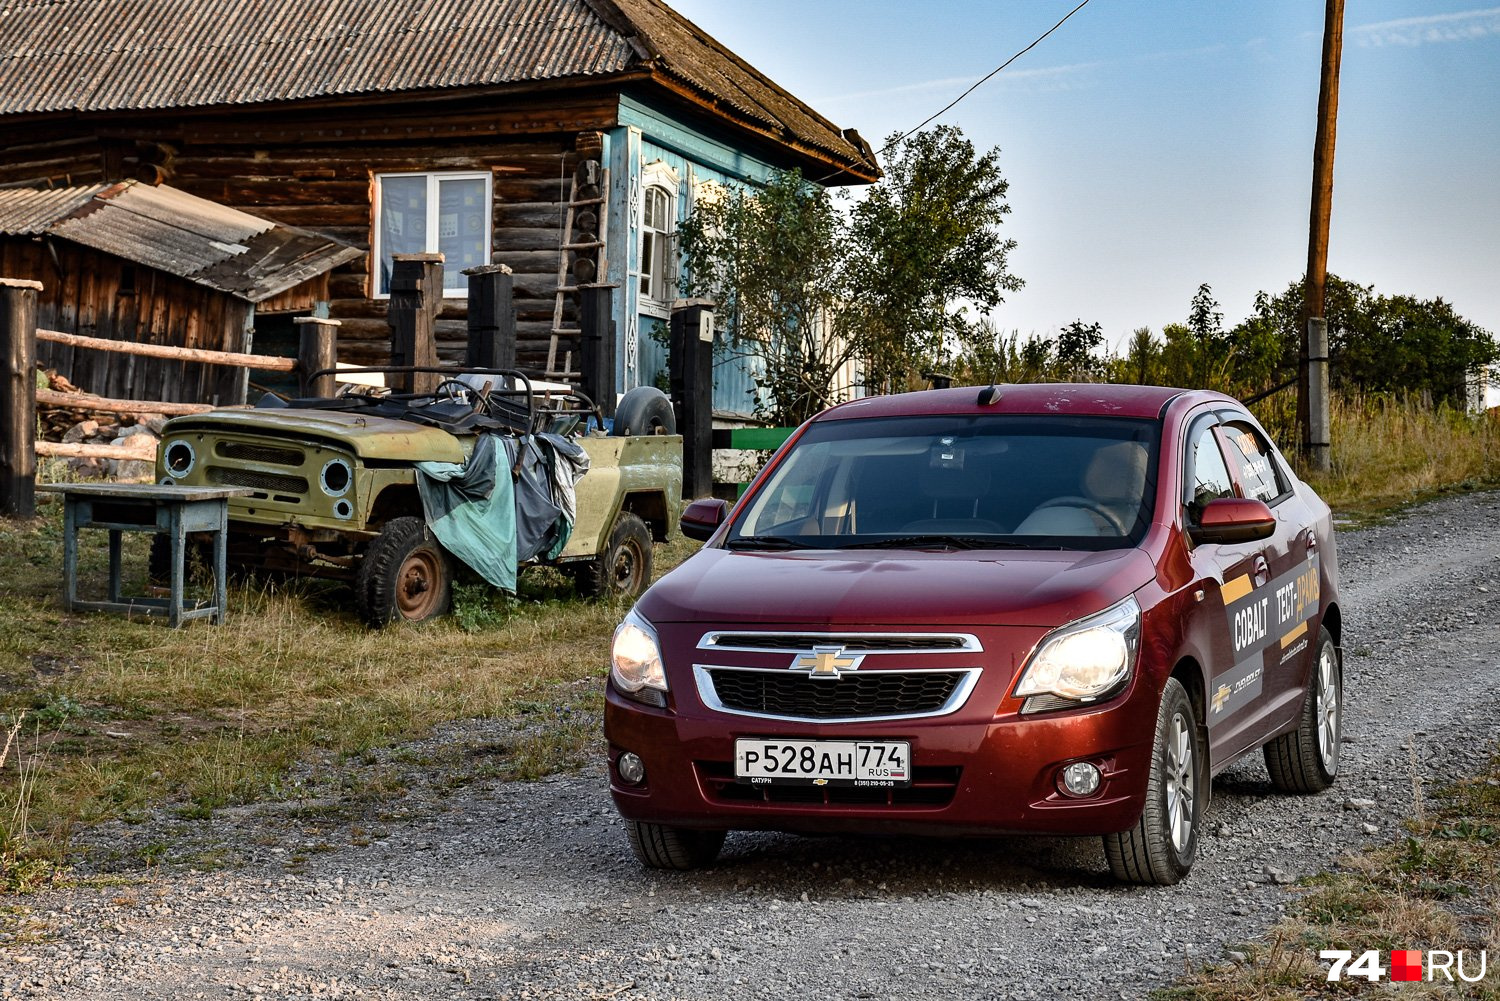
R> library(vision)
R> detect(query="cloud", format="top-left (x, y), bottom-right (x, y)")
top-left (815, 61), bottom-right (1103, 105)
top-left (1351, 6), bottom-right (1500, 47)
top-left (814, 43), bottom-right (1237, 107)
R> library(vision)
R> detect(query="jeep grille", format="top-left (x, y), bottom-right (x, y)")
top-left (208, 467), bottom-right (309, 495)
top-left (215, 442), bottom-right (304, 466)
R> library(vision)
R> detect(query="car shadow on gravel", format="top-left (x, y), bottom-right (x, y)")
top-left (661, 830), bottom-right (1120, 895)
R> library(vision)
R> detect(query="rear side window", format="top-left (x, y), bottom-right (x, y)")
top-left (1221, 422), bottom-right (1288, 503)
top-left (1185, 422), bottom-right (1235, 511)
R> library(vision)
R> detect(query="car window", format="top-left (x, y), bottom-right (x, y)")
top-left (732, 415), bottom-right (1159, 550)
top-left (1221, 422), bottom-right (1288, 503)
top-left (1185, 422), bottom-right (1235, 512)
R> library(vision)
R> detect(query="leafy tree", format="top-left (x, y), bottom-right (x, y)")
top-left (1055, 320), bottom-right (1104, 380)
top-left (1122, 327), bottom-right (1161, 386)
top-left (1247, 276), bottom-right (1498, 406)
top-left (844, 126), bottom-right (1023, 392)
top-left (676, 170), bottom-right (853, 424)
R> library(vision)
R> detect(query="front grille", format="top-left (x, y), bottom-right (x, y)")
top-left (208, 467), bottom-right (309, 494)
top-left (697, 761), bottom-right (961, 807)
top-left (706, 668), bottom-right (965, 719)
top-left (703, 632), bottom-right (976, 653)
top-left (215, 441), bottom-right (304, 466)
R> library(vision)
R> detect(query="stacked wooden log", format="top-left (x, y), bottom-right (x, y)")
top-left (35, 368), bottom-right (166, 480)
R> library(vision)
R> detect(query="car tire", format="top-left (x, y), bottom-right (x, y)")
top-left (610, 386), bottom-right (676, 436)
top-left (571, 512), bottom-right (653, 600)
top-left (355, 516), bottom-right (453, 626)
top-left (626, 820), bottom-right (725, 870)
top-left (1103, 676), bottom-right (1204, 886)
top-left (1263, 626), bottom-right (1341, 793)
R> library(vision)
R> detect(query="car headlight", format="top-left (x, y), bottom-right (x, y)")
top-left (611, 609), bottom-right (668, 705)
top-left (1014, 595), bottom-right (1141, 708)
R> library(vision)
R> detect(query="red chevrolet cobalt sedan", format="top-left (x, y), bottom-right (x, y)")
top-left (605, 385), bottom-right (1342, 884)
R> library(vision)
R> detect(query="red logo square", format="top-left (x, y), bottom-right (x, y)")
top-left (1391, 949), bottom-right (1423, 982)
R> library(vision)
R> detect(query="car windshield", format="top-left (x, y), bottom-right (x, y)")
top-left (728, 414), bottom-right (1159, 552)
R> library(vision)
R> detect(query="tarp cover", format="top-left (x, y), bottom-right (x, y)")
top-left (415, 433), bottom-right (590, 592)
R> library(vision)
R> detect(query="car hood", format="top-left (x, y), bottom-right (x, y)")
top-left (161, 409), bottom-right (466, 463)
top-left (638, 546), bottom-right (1156, 629)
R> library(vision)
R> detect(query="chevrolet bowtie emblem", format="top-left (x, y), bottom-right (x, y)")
top-left (792, 645), bottom-right (862, 679)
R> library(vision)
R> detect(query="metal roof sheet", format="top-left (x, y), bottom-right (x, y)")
top-left (0, 180), bottom-right (361, 301)
top-left (0, 0), bottom-right (877, 179)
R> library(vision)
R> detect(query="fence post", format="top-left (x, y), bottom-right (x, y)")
top-left (295, 316), bottom-right (340, 398)
top-left (388, 253), bottom-right (443, 394)
top-left (463, 264), bottom-right (516, 371)
top-left (1, 278), bottom-right (41, 519)
top-left (669, 298), bottom-right (715, 500)
top-left (579, 284), bottom-right (617, 417)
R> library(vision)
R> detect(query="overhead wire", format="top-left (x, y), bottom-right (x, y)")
top-left (821, 0), bottom-right (1094, 182)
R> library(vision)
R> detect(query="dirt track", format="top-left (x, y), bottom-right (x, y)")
top-left (4, 489), bottom-right (1499, 1000)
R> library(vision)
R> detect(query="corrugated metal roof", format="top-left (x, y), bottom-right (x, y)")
top-left (0, 0), bottom-right (878, 180)
top-left (0, 186), bottom-right (101, 234)
top-left (0, 181), bottom-right (362, 301)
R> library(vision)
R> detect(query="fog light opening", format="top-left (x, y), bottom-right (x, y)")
top-left (617, 752), bottom-right (646, 786)
top-left (1059, 761), bottom-right (1102, 798)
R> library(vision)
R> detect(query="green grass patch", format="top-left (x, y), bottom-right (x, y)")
top-left (1162, 760), bottom-right (1500, 1000)
top-left (0, 502), bottom-right (697, 892)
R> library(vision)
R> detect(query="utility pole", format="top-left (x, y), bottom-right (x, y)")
top-left (1300, 0), bottom-right (1343, 473)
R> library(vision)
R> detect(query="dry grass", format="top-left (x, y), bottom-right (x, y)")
top-left (1291, 395), bottom-right (1500, 518)
top-left (1163, 760), bottom-right (1500, 1000)
top-left (0, 503), bottom-right (697, 889)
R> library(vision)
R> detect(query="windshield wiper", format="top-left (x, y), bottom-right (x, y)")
top-left (839, 535), bottom-right (1028, 551)
top-left (724, 535), bottom-right (805, 551)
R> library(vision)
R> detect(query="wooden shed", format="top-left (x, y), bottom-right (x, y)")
top-left (0, 181), bottom-right (360, 404)
top-left (0, 0), bottom-right (879, 410)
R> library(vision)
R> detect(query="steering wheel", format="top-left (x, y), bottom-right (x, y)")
top-left (1029, 496), bottom-right (1130, 535)
top-left (433, 378), bottom-right (481, 409)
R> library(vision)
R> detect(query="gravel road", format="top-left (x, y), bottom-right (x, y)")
top-left (5, 490), bottom-right (1500, 1001)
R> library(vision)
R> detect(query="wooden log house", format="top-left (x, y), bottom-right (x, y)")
top-left (0, 0), bottom-right (880, 411)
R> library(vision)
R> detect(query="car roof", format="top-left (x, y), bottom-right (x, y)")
top-left (815, 383), bottom-right (1230, 423)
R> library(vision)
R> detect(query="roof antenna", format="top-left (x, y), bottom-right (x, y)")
top-left (977, 373), bottom-right (1002, 406)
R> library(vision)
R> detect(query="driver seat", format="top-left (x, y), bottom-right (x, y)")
top-left (1014, 440), bottom-right (1148, 536)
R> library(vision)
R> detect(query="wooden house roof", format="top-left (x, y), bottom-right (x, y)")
top-left (0, 181), bottom-right (362, 301)
top-left (0, 0), bottom-right (879, 183)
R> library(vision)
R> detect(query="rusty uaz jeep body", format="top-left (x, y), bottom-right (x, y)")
top-left (154, 375), bottom-right (682, 625)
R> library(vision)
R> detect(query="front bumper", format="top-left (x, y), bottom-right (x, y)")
top-left (605, 673), bottom-right (1158, 838)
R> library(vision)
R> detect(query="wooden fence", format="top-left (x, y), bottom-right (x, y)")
top-left (0, 276), bottom-right (340, 517)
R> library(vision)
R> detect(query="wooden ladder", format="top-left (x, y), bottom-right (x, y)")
top-left (548, 166), bottom-right (609, 379)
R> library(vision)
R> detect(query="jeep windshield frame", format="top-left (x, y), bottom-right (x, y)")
top-left (725, 414), bottom-right (1161, 553)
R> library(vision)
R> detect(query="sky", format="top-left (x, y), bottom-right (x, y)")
top-left (667, 1), bottom-right (1500, 353)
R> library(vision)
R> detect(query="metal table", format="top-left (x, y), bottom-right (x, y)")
top-left (38, 483), bottom-right (252, 626)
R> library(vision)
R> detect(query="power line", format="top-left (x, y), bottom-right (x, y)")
top-left (832, 0), bottom-right (1094, 180)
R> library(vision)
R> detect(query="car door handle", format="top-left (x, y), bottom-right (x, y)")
top-left (1252, 555), bottom-right (1270, 587)
top-left (1304, 531), bottom-right (1319, 554)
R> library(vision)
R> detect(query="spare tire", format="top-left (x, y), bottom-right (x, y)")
top-left (611, 386), bottom-right (676, 436)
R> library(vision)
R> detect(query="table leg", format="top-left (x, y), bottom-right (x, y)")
top-left (108, 529), bottom-right (123, 604)
top-left (61, 499), bottom-right (79, 612)
top-left (169, 507), bottom-right (185, 629)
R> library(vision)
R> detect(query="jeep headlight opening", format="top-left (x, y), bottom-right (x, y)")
top-left (162, 439), bottom-right (196, 478)
top-left (1014, 595), bottom-right (1141, 706)
top-left (611, 610), bottom-right (668, 702)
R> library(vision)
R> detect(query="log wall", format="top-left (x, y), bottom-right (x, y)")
top-left (0, 92), bottom-right (622, 374)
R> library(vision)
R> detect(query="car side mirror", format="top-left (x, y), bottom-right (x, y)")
top-left (1190, 497), bottom-right (1276, 545)
top-left (680, 497), bottom-right (729, 542)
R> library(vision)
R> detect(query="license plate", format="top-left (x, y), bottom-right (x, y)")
top-left (734, 738), bottom-right (911, 787)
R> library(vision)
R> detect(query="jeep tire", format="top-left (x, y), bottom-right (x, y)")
top-left (356, 517), bottom-right (453, 626)
top-left (572, 512), bottom-right (653, 600)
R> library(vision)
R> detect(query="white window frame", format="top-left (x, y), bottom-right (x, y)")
top-left (371, 170), bottom-right (492, 299)
top-left (637, 161), bottom-right (679, 317)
